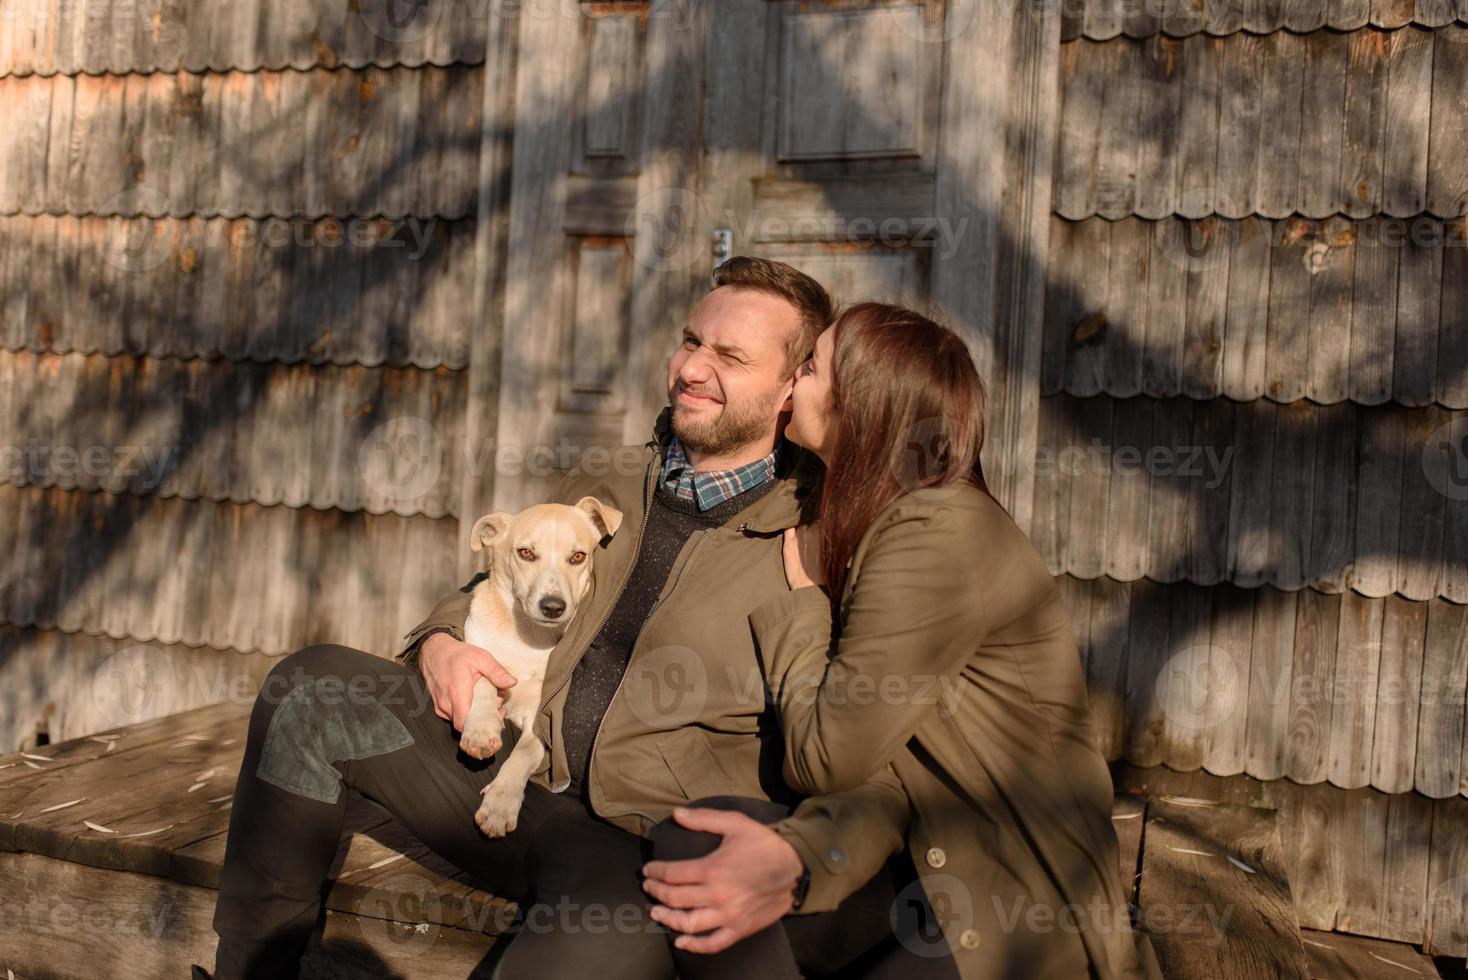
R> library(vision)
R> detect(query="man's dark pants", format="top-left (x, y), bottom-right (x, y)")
top-left (209, 644), bottom-right (671, 980)
top-left (209, 643), bottom-right (947, 979)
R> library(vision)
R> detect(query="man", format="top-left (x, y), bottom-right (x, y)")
top-left (205, 258), bottom-right (917, 979)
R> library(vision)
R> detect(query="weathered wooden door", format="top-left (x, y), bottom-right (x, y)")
top-left (483, 0), bottom-right (1058, 535)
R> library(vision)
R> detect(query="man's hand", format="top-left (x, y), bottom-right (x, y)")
top-left (420, 631), bottom-right (517, 731)
top-left (641, 807), bottom-right (805, 954)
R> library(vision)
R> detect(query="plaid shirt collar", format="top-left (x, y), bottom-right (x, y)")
top-left (661, 436), bottom-right (779, 511)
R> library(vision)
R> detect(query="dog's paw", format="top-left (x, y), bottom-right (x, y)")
top-left (475, 787), bottom-right (523, 838)
top-left (459, 723), bottom-right (502, 760)
top-left (459, 731), bottom-right (502, 760)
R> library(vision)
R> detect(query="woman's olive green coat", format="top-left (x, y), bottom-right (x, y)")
top-left (749, 482), bottom-right (1163, 980)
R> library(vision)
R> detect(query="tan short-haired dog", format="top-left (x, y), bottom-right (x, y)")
top-left (460, 496), bottom-right (623, 836)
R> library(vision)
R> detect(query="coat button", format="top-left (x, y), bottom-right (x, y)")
top-left (960, 929), bottom-right (981, 950)
top-left (925, 847), bottom-right (947, 869)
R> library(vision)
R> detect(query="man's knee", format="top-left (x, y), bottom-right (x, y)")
top-left (648, 797), bottom-right (790, 863)
top-left (251, 644), bottom-right (418, 805)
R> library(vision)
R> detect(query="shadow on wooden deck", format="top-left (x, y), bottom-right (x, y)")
top-left (0, 701), bottom-right (1448, 979)
top-left (0, 701), bottom-right (515, 978)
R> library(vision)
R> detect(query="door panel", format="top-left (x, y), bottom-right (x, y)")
top-left (484, 0), bottom-right (1060, 528)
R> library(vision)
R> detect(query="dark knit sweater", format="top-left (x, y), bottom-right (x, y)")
top-left (562, 477), bottom-right (778, 799)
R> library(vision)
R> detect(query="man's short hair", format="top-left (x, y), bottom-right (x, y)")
top-left (711, 256), bottom-right (834, 378)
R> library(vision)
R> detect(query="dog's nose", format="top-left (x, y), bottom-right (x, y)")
top-left (539, 596), bottom-right (566, 619)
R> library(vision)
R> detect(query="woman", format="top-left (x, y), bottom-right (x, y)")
top-left (750, 302), bottom-right (1162, 978)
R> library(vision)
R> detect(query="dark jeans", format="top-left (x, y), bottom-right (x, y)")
top-left (211, 644), bottom-right (670, 980)
top-left (210, 644), bottom-right (948, 979)
top-left (650, 798), bottom-right (961, 980)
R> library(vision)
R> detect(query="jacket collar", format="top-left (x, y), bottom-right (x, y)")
top-left (645, 405), bottom-right (821, 534)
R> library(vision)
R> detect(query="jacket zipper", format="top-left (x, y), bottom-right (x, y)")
top-left (586, 523), bottom-right (716, 819)
top-left (535, 446), bottom-right (657, 778)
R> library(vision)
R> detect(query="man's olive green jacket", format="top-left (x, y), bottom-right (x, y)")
top-left (396, 408), bottom-right (909, 912)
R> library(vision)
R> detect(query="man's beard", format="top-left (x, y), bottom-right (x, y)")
top-left (669, 383), bottom-right (782, 458)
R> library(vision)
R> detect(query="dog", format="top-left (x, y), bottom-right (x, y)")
top-left (458, 496), bottom-right (623, 837)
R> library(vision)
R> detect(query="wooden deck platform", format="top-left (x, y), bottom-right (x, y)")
top-left (0, 701), bottom-right (1447, 979)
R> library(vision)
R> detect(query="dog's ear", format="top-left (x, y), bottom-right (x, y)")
top-left (470, 512), bottom-right (512, 553)
top-left (575, 496), bottom-right (624, 542)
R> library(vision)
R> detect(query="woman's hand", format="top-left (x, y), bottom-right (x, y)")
top-left (781, 522), bottom-right (826, 591)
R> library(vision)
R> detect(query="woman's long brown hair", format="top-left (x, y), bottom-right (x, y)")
top-left (816, 302), bottom-right (995, 599)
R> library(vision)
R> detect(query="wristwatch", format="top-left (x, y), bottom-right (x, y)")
top-left (790, 864), bottom-right (812, 912)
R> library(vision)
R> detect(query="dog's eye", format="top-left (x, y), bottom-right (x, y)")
top-left (569, 551), bottom-right (587, 565)
top-left (516, 548), bottom-right (535, 561)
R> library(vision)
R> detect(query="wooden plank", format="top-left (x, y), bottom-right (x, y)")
top-left (1277, 779), bottom-right (1346, 930)
top-left (1327, 591), bottom-right (1385, 790)
top-left (1438, 224), bottom-right (1468, 410)
top-left (1215, 33), bottom-right (1266, 218)
top-left (1103, 216), bottom-right (1150, 397)
top-left (1181, 217), bottom-right (1233, 399)
top-left (1307, 401), bottom-right (1358, 593)
top-left (1254, 31), bottom-right (1306, 218)
top-left (1094, 38), bottom-right (1144, 218)
top-left (1175, 34), bottom-right (1220, 221)
top-left (1124, 578), bottom-right (1174, 767)
top-left (1285, 589), bottom-right (1341, 785)
top-left (1088, 575), bottom-right (1134, 760)
top-left (749, 174), bottom-right (936, 241)
top-left (1425, 794), bottom-right (1468, 956)
top-left (1300, 927), bottom-right (1442, 979)
top-left (1134, 35), bottom-right (1182, 220)
top-left (1059, 218), bottom-right (1114, 399)
top-left (1429, 26), bottom-right (1468, 218)
top-left (1298, 30), bottom-right (1350, 219)
top-left (1054, 40), bottom-right (1107, 220)
top-left (1415, 601), bottom-right (1468, 797)
top-left (0, 710), bottom-right (247, 859)
top-left (1353, 407), bottom-right (1406, 597)
top-left (1066, 395), bottom-right (1114, 579)
top-left (1031, 395), bottom-right (1071, 571)
top-left (1398, 406), bottom-right (1448, 600)
top-left (1224, 399), bottom-right (1277, 588)
top-left (1380, 789), bottom-right (1433, 943)
top-left (1284, 0), bottom-right (1333, 31)
top-left (1041, 216), bottom-right (1072, 396)
top-left (1142, 219), bottom-right (1189, 397)
top-left (1341, 788), bottom-right (1394, 938)
top-left (1371, 596), bottom-right (1428, 795)
top-left (1394, 226), bottom-right (1445, 408)
top-left (1349, 216), bottom-right (1402, 404)
top-left (1202, 582), bottom-right (1253, 777)
top-left (0, 850), bottom-right (503, 980)
top-left (1138, 797), bottom-right (1310, 979)
top-left (1244, 587), bottom-right (1298, 782)
top-left (0, 701), bottom-right (249, 792)
top-left (1307, 217), bottom-right (1357, 405)
top-left (1189, 397), bottom-right (1234, 585)
top-left (1146, 397), bottom-right (1196, 584)
top-left (1382, 26), bottom-right (1435, 217)
top-left (1342, 27), bottom-right (1392, 219)
top-left (1221, 216), bottom-right (1273, 399)
top-left (1266, 218), bottom-right (1316, 403)
top-left (984, 0), bottom-right (1064, 534)
top-left (1160, 582), bottom-right (1218, 772)
top-left (1439, 411), bottom-right (1468, 605)
top-left (1267, 401), bottom-right (1318, 590)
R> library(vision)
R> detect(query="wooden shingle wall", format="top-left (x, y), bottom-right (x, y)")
top-left (1046, 1), bottom-right (1468, 956)
top-left (0, 0), bottom-right (485, 752)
